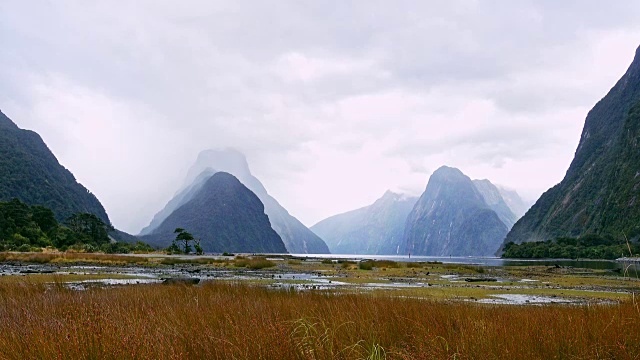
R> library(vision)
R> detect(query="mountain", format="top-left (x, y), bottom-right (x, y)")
top-left (497, 186), bottom-right (531, 219)
top-left (504, 45), bottom-right (640, 245)
top-left (140, 149), bottom-right (330, 254)
top-left (472, 180), bottom-right (518, 229)
top-left (139, 168), bottom-right (217, 236)
top-left (140, 172), bottom-right (287, 253)
top-left (311, 191), bottom-right (418, 255)
top-left (0, 110), bottom-right (110, 224)
top-left (401, 166), bottom-right (509, 256)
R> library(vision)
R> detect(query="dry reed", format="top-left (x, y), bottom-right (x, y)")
top-left (0, 281), bottom-right (637, 359)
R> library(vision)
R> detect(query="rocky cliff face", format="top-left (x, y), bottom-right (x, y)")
top-left (140, 172), bottom-right (287, 253)
top-left (505, 45), bottom-right (640, 245)
top-left (0, 110), bottom-right (110, 224)
top-left (140, 149), bottom-right (330, 254)
top-left (311, 191), bottom-right (418, 255)
top-left (497, 187), bottom-right (531, 219)
top-left (401, 166), bottom-right (508, 256)
top-left (473, 180), bottom-right (518, 229)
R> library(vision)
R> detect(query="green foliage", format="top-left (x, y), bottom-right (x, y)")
top-left (0, 199), bottom-right (151, 253)
top-left (64, 213), bottom-right (114, 247)
top-left (502, 234), bottom-right (639, 260)
top-left (358, 260), bottom-right (398, 270)
top-left (100, 241), bottom-right (154, 254)
top-left (194, 240), bottom-right (204, 255)
top-left (165, 242), bottom-right (182, 255)
top-left (167, 228), bottom-right (199, 255)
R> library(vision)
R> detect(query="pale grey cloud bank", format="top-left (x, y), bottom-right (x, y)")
top-left (0, 1), bottom-right (639, 233)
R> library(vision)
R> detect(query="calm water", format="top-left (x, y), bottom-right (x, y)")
top-left (287, 253), bottom-right (640, 275)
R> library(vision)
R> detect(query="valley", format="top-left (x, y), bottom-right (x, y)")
top-left (2, 3), bottom-right (640, 359)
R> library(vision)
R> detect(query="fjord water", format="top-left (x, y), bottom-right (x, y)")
top-left (289, 253), bottom-right (640, 274)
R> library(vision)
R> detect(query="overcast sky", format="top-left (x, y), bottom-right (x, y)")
top-left (1, 1), bottom-right (640, 234)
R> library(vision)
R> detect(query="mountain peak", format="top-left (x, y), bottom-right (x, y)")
top-left (143, 147), bottom-right (330, 254)
top-left (184, 148), bottom-right (251, 188)
top-left (140, 169), bottom-right (287, 254)
top-left (432, 166), bottom-right (465, 180)
top-left (381, 190), bottom-right (399, 199)
top-left (379, 190), bottom-right (415, 203)
top-left (402, 166), bottom-right (508, 256)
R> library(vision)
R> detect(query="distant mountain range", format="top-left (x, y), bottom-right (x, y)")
top-left (311, 191), bottom-right (418, 255)
top-left (0, 110), bottom-right (134, 242)
top-left (1, 107), bottom-right (544, 257)
top-left (312, 166), bottom-right (528, 256)
top-left (505, 45), bottom-right (640, 246)
top-left (140, 149), bottom-right (330, 254)
top-left (140, 172), bottom-right (287, 253)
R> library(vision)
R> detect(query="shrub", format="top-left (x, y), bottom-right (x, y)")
top-left (17, 244), bottom-right (33, 252)
top-left (341, 261), bottom-right (356, 269)
top-left (235, 257), bottom-right (276, 270)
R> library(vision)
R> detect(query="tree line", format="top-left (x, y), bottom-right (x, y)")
top-left (502, 234), bottom-right (639, 260)
top-left (0, 198), bottom-right (152, 253)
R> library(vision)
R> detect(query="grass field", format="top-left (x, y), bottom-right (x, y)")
top-left (0, 281), bottom-right (638, 359)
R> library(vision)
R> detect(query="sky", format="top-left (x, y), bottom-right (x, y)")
top-left (1, 1), bottom-right (640, 234)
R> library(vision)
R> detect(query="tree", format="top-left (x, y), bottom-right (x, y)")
top-left (194, 238), bottom-right (204, 255)
top-left (65, 213), bottom-right (114, 246)
top-left (174, 228), bottom-right (195, 254)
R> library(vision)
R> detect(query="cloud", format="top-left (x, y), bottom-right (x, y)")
top-left (0, 1), bottom-right (639, 231)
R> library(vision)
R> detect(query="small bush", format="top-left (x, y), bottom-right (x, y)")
top-left (359, 261), bottom-right (374, 270)
top-left (341, 261), bottom-right (356, 269)
top-left (17, 244), bottom-right (33, 252)
top-left (321, 259), bottom-right (334, 265)
top-left (235, 257), bottom-right (276, 270)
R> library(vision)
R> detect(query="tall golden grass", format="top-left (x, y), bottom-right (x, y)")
top-left (0, 282), bottom-right (637, 359)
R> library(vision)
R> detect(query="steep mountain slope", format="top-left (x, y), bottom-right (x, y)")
top-left (401, 166), bottom-right (508, 256)
top-left (140, 172), bottom-right (287, 253)
top-left (497, 187), bottom-right (531, 218)
top-left (0, 110), bottom-right (109, 223)
top-left (311, 191), bottom-right (418, 255)
top-left (141, 149), bottom-right (329, 254)
top-left (139, 169), bottom-right (216, 236)
top-left (505, 45), bottom-right (640, 245)
top-left (473, 180), bottom-right (518, 229)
